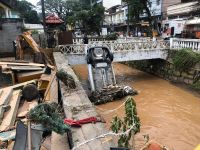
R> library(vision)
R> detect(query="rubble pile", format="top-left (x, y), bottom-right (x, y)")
top-left (0, 60), bottom-right (73, 150)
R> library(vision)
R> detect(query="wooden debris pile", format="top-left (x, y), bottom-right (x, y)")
top-left (0, 59), bottom-right (72, 149)
top-left (0, 61), bottom-right (45, 86)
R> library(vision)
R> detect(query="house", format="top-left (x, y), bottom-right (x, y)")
top-left (97, 0), bottom-right (122, 9)
top-left (0, 0), bottom-right (19, 18)
top-left (162, 0), bottom-right (200, 38)
top-left (0, 0), bottom-right (23, 57)
top-left (103, 0), bottom-right (162, 36)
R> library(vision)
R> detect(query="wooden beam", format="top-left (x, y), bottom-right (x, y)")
top-left (51, 132), bottom-right (70, 150)
top-left (0, 87), bottom-right (13, 119)
top-left (0, 62), bottom-right (45, 67)
top-left (0, 90), bottom-right (21, 131)
top-left (17, 71), bottom-right (43, 83)
top-left (10, 66), bottom-right (43, 71)
top-left (10, 80), bottom-right (36, 90)
top-left (43, 71), bottom-right (57, 102)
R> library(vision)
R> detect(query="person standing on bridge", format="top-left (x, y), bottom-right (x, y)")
top-left (83, 34), bottom-right (88, 44)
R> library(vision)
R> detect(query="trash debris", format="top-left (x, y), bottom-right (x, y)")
top-left (90, 85), bottom-right (138, 105)
top-left (28, 103), bottom-right (70, 134)
top-left (22, 84), bottom-right (39, 101)
top-left (64, 116), bottom-right (106, 127)
top-left (0, 129), bottom-right (16, 142)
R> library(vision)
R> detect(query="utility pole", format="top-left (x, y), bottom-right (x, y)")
top-left (127, 4), bottom-right (130, 36)
top-left (90, 0), bottom-right (92, 10)
top-left (41, 0), bottom-right (46, 34)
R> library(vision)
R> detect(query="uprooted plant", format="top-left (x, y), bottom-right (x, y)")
top-left (56, 69), bottom-right (76, 89)
top-left (110, 97), bottom-right (140, 148)
top-left (28, 103), bottom-right (70, 134)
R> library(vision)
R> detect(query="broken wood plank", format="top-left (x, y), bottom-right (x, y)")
top-left (43, 71), bottom-right (57, 102)
top-left (17, 100), bottom-right (38, 118)
top-left (0, 87), bottom-right (13, 119)
top-left (7, 140), bottom-right (15, 150)
top-left (0, 90), bottom-right (21, 131)
top-left (17, 71), bottom-right (43, 83)
top-left (40, 136), bottom-right (51, 150)
top-left (10, 80), bottom-right (36, 90)
top-left (28, 100), bottom-right (38, 111)
top-left (0, 62), bottom-right (45, 67)
top-left (51, 132), bottom-right (70, 150)
top-left (0, 87), bottom-right (13, 106)
top-left (10, 66), bottom-right (43, 71)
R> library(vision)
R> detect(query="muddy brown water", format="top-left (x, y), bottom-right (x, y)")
top-left (72, 63), bottom-right (200, 150)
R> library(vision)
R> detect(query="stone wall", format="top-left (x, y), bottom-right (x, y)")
top-left (0, 18), bottom-right (23, 56)
top-left (128, 57), bottom-right (200, 88)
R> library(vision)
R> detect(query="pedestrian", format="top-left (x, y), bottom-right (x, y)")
top-left (83, 34), bottom-right (88, 44)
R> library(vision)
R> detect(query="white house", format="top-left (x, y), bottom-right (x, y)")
top-left (97, 0), bottom-right (121, 9)
top-left (104, 0), bottom-right (162, 33)
top-left (0, 1), bottom-right (19, 18)
top-left (162, 1), bottom-right (200, 38)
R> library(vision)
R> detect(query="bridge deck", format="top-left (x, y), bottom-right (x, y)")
top-left (58, 41), bottom-right (169, 65)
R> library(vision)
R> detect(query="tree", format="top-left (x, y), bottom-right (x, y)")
top-left (75, 4), bottom-right (105, 35)
top-left (37, 0), bottom-right (79, 22)
top-left (15, 0), bottom-right (40, 24)
top-left (123, 0), bottom-right (153, 32)
top-left (38, 0), bottom-right (105, 35)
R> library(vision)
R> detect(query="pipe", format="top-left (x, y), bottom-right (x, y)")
top-left (88, 64), bottom-right (95, 92)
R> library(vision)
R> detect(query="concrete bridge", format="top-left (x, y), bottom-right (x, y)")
top-left (57, 38), bottom-right (200, 65)
top-left (58, 40), bottom-right (169, 65)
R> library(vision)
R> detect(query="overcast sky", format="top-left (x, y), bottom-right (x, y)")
top-left (26, 0), bottom-right (39, 6)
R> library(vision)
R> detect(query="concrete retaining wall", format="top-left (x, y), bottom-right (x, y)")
top-left (128, 58), bottom-right (200, 87)
top-left (54, 52), bottom-right (114, 150)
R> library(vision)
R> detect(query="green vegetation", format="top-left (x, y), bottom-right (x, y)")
top-left (28, 103), bottom-right (70, 134)
top-left (56, 69), bottom-right (76, 89)
top-left (15, 0), bottom-right (40, 24)
top-left (190, 82), bottom-right (200, 91)
top-left (105, 33), bottom-right (118, 41)
top-left (111, 97), bottom-right (140, 148)
top-left (39, 0), bottom-right (104, 35)
top-left (172, 49), bottom-right (200, 72)
top-left (122, 0), bottom-right (152, 24)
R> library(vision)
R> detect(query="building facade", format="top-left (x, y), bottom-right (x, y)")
top-left (104, 0), bottom-right (162, 35)
top-left (97, 0), bottom-right (122, 9)
top-left (162, 0), bottom-right (200, 38)
top-left (0, 1), bottom-right (22, 56)
top-left (0, 1), bottom-right (19, 18)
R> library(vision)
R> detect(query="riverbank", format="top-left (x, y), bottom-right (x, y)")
top-left (73, 63), bottom-right (200, 150)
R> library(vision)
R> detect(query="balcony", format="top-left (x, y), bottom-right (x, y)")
top-left (167, 1), bottom-right (200, 16)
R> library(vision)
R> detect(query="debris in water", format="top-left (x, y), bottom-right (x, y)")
top-left (90, 85), bottom-right (138, 105)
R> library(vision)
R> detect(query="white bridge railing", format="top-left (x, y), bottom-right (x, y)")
top-left (72, 37), bottom-right (151, 44)
top-left (170, 38), bottom-right (200, 51)
top-left (58, 40), bottom-right (169, 54)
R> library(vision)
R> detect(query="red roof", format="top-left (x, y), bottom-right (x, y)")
top-left (45, 14), bottom-right (64, 24)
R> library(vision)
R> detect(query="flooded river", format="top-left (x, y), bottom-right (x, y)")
top-left (72, 63), bottom-right (200, 150)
